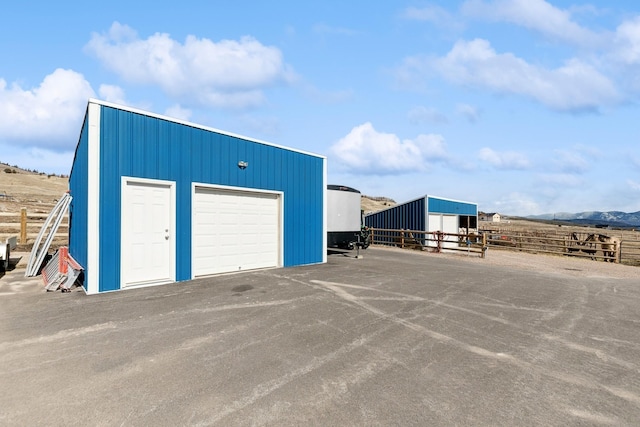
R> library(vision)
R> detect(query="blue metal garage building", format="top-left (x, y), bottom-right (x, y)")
top-left (69, 99), bottom-right (326, 294)
top-left (364, 195), bottom-right (477, 248)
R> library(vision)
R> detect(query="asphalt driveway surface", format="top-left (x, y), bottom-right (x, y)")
top-left (1, 247), bottom-right (640, 426)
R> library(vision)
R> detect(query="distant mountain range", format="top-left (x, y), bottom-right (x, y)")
top-left (527, 211), bottom-right (640, 228)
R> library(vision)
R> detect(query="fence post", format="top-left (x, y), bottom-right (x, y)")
top-left (20, 208), bottom-right (27, 244)
top-left (481, 232), bottom-right (487, 258)
top-left (616, 240), bottom-right (622, 264)
top-left (400, 230), bottom-right (405, 249)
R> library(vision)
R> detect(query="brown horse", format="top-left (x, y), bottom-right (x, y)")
top-left (598, 234), bottom-right (618, 262)
top-left (568, 233), bottom-right (618, 261)
top-left (582, 234), bottom-right (599, 259)
top-left (567, 232), bottom-right (584, 254)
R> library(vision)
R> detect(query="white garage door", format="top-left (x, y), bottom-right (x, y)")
top-left (193, 187), bottom-right (281, 277)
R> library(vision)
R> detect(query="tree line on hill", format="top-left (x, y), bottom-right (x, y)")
top-left (1, 162), bottom-right (68, 179)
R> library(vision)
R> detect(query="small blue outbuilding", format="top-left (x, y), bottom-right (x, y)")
top-left (69, 99), bottom-right (326, 294)
top-left (364, 195), bottom-right (477, 249)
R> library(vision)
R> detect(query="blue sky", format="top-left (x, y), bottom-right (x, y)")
top-left (1, 1), bottom-right (640, 216)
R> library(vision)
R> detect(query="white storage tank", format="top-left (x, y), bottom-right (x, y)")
top-left (327, 185), bottom-right (367, 249)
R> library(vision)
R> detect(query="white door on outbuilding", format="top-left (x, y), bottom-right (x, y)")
top-left (428, 213), bottom-right (459, 249)
top-left (192, 186), bottom-right (281, 277)
top-left (121, 178), bottom-right (176, 288)
top-left (441, 214), bottom-right (459, 249)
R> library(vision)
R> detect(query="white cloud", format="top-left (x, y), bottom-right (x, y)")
top-left (408, 106), bottom-right (448, 124)
top-left (329, 122), bottom-right (448, 174)
top-left (537, 173), bottom-right (584, 187)
top-left (0, 68), bottom-right (94, 149)
top-left (461, 0), bottom-right (602, 47)
top-left (164, 104), bottom-right (192, 121)
top-left (551, 149), bottom-right (590, 173)
top-left (312, 23), bottom-right (360, 36)
top-left (412, 38), bottom-right (620, 111)
top-left (612, 16), bottom-right (640, 65)
top-left (491, 192), bottom-right (541, 215)
top-left (300, 83), bottom-right (354, 104)
top-left (628, 179), bottom-right (640, 192)
top-left (415, 134), bottom-right (448, 159)
top-left (85, 22), bottom-right (296, 109)
top-left (457, 103), bottom-right (480, 122)
top-left (98, 84), bottom-right (127, 105)
top-left (478, 147), bottom-right (530, 170)
top-left (401, 5), bottom-right (463, 31)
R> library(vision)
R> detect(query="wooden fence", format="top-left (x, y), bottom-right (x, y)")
top-left (483, 230), bottom-right (640, 266)
top-left (369, 228), bottom-right (487, 257)
top-left (0, 209), bottom-right (68, 248)
top-left (622, 241), bottom-right (640, 266)
top-left (483, 231), bottom-right (621, 262)
top-left (369, 227), bottom-right (640, 266)
top-left (4, 212), bottom-right (639, 266)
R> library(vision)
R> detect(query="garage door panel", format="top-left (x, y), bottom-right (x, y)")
top-left (193, 188), bottom-right (280, 276)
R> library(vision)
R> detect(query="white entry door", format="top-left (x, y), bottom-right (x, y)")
top-left (193, 187), bottom-right (281, 277)
top-left (121, 178), bottom-right (175, 287)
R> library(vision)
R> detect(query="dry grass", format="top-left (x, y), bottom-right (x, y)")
top-left (481, 217), bottom-right (640, 243)
top-left (361, 195), bottom-right (396, 214)
top-left (0, 164), bottom-right (68, 213)
top-left (0, 164), bottom-right (69, 248)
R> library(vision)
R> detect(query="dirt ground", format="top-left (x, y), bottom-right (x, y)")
top-left (421, 245), bottom-right (640, 280)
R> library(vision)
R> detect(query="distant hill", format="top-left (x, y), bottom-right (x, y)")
top-left (361, 195), bottom-right (396, 214)
top-left (527, 211), bottom-right (640, 228)
top-left (0, 162), bottom-right (68, 212)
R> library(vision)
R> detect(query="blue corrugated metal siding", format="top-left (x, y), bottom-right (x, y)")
top-left (365, 198), bottom-right (425, 244)
top-left (365, 198), bottom-right (425, 230)
top-left (97, 106), bottom-right (324, 291)
top-left (427, 197), bottom-right (477, 216)
top-left (69, 115), bottom-right (89, 291)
